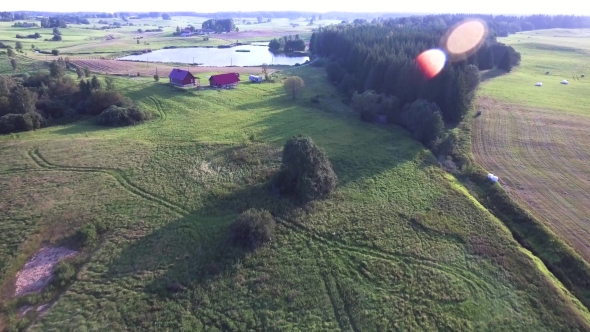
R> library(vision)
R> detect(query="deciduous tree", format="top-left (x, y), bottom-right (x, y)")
top-left (283, 76), bottom-right (305, 99)
top-left (9, 85), bottom-right (37, 114)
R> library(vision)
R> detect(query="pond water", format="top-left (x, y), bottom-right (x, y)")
top-left (117, 45), bottom-right (309, 66)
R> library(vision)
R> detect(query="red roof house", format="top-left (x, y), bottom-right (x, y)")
top-left (168, 68), bottom-right (196, 86)
top-left (209, 73), bottom-right (240, 87)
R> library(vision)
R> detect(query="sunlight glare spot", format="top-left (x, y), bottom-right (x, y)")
top-left (416, 49), bottom-right (446, 79)
top-left (444, 19), bottom-right (487, 59)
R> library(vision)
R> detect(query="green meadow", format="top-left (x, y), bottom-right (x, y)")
top-left (0, 62), bottom-right (589, 330)
top-left (480, 29), bottom-right (590, 115)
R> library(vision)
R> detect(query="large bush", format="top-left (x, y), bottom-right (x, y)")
top-left (230, 209), bottom-right (276, 249)
top-left (95, 105), bottom-right (151, 127)
top-left (274, 135), bottom-right (338, 202)
top-left (0, 112), bottom-right (43, 134)
top-left (82, 90), bottom-right (132, 115)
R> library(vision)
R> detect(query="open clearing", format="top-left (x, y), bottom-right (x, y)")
top-left (0, 64), bottom-right (588, 330)
top-left (474, 29), bottom-right (590, 262)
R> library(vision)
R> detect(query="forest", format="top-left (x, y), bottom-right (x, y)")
top-left (310, 17), bottom-right (521, 155)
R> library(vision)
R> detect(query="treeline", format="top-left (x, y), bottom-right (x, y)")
top-left (382, 14), bottom-right (590, 36)
top-left (310, 21), bottom-right (520, 151)
top-left (5, 11), bottom-right (115, 19)
top-left (12, 21), bottom-right (39, 27)
top-left (269, 35), bottom-right (306, 53)
top-left (0, 59), bottom-right (150, 134)
top-left (201, 19), bottom-right (236, 33)
top-left (16, 32), bottom-right (42, 39)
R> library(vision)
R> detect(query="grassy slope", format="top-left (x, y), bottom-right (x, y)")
top-left (480, 29), bottom-right (590, 116)
top-left (0, 67), bottom-right (588, 330)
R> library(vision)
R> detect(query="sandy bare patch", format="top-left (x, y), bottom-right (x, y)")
top-left (14, 247), bottom-right (78, 297)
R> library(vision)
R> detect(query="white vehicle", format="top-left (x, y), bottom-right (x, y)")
top-left (249, 75), bottom-right (263, 83)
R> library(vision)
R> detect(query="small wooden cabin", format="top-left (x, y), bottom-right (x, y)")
top-left (209, 73), bottom-right (240, 88)
top-left (169, 68), bottom-right (197, 86)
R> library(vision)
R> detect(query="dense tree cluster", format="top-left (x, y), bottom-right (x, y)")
top-left (310, 21), bottom-right (520, 147)
top-left (202, 19), bottom-right (236, 33)
top-left (0, 60), bottom-right (148, 134)
top-left (40, 17), bottom-right (68, 28)
top-left (269, 35), bottom-right (305, 53)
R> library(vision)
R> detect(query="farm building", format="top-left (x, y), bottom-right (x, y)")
top-left (209, 73), bottom-right (240, 88)
top-left (168, 68), bottom-right (197, 87)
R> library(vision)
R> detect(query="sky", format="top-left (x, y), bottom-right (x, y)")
top-left (3, 0), bottom-right (588, 16)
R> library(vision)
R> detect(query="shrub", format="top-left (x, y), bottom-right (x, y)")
top-left (95, 106), bottom-right (151, 127)
top-left (83, 90), bottom-right (132, 115)
top-left (77, 223), bottom-right (97, 248)
top-left (52, 259), bottom-right (76, 287)
top-left (0, 112), bottom-right (43, 134)
top-left (274, 135), bottom-right (337, 202)
top-left (230, 209), bottom-right (276, 249)
top-left (153, 74), bottom-right (159, 82)
top-left (51, 49), bottom-right (59, 56)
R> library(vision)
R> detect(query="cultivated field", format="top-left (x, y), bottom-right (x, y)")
top-left (0, 66), bottom-right (588, 330)
top-left (474, 29), bottom-right (590, 262)
top-left (473, 97), bottom-right (590, 260)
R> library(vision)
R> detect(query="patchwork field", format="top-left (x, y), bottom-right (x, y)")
top-left (0, 65), bottom-right (589, 330)
top-left (0, 17), bottom-right (334, 57)
top-left (474, 29), bottom-right (590, 262)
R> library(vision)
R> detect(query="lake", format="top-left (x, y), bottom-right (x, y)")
top-left (117, 45), bottom-right (309, 67)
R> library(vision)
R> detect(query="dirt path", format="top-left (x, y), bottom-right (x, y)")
top-left (15, 247), bottom-right (77, 297)
top-left (472, 97), bottom-right (590, 261)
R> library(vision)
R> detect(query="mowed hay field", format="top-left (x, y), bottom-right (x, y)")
top-left (1, 66), bottom-right (590, 330)
top-left (473, 29), bottom-right (590, 261)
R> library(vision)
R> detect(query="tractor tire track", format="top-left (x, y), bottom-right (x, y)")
top-left (28, 148), bottom-right (190, 216)
top-left (278, 218), bottom-right (494, 303)
top-left (309, 242), bottom-right (352, 332)
top-left (148, 96), bottom-right (167, 121)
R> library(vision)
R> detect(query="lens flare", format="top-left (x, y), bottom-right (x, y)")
top-left (416, 49), bottom-right (446, 79)
top-left (441, 19), bottom-right (487, 61)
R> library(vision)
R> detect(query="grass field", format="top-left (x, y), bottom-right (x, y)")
top-left (473, 29), bottom-right (590, 262)
top-left (1, 63), bottom-right (590, 330)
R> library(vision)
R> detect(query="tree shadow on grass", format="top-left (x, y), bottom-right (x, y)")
top-left (105, 182), bottom-right (297, 299)
top-left (480, 68), bottom-right (507, 82)
top-left (51, 123), bottom-right (110, 136)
